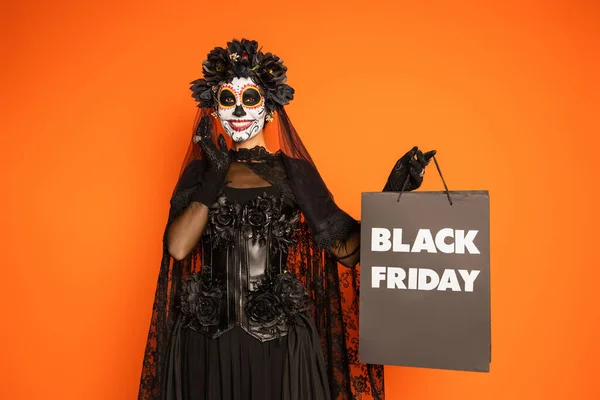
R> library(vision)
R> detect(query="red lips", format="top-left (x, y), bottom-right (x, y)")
top-left (227, 120), bottom-right (254, 132)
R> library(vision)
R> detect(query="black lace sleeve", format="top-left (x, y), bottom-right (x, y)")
top-left (167, 159), bottom-right (207, 221)
top-left (282, 155), bottom-right (361, 267)
top-left (138, 158), bottom-right (207, 400)
top-left (173, 159), bottom-right (207, 194)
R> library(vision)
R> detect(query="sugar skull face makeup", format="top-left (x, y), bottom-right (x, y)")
top-left (217, 77), bottom-right (266, 142)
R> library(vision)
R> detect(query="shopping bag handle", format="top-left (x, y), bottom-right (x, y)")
top-left (397, 155), bottom-right (453, 205)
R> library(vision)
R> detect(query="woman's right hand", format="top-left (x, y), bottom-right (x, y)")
top-left (193, 116), bottom-right (231, 174)
top-left (191, 116), bottom-right (231, 207)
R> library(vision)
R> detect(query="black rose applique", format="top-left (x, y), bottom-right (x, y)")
top-left (241, 194), bottom-right (300, 250)
top-left (241, 195), bottom-right (272, 245)
top-left (270, 213), bottom-right (300, 251)
top-left (204, 193), bottom-right (300, 252)
top-left (179, 267), bottom-right (223, 328)
top-left (269, 196), bottom-right (300, 252)
top-left (245, 271), bottom-right (310, 331)
top-left (245, 290), bottom-right (283, 329)
top-left (205, 196), bottom-right (241, 248)
top-left (195, 286), bottom-right (222, 326)
top-left (272, 272), bottom-right (309, 315)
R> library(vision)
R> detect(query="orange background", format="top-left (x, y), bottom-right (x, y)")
top-left (1, 0), bottom-right (599, 399)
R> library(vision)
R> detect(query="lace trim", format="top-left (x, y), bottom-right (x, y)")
top-left (232, 145), bottom-right (282, 163)
top-left (313, 211), bottom-right (360, 250)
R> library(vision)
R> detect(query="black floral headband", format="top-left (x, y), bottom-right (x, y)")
top-left (190, 38), bottom-right (295, 112)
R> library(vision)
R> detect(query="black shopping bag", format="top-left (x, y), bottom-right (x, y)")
top-left (359, 189), bottom-right (491, 372)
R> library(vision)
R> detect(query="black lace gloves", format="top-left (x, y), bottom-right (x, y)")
top-left (191, 116), bottom-right (232, 206)
top-left (383, 146), bottom-right (437, 192)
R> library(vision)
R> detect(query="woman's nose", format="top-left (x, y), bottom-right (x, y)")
top-left (233, 105), bottom-right (246, 117)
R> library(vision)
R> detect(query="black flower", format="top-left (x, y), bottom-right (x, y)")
top-left (195, 286), bottom-right (222, 326)
top-left (256, 197), bottom-right (271, 212)
top-left (266, 206), bottom-right (282, 221)
top-left (272, 272), bottom-right (309, 315)
top-left (245, 290), bottom-right (282, 329)
top-left (265, 195), bottom-right (284, 219)
top-left (214, 209), bottom-right (235, 229)
top-left (271, 84), bottom-right (295, 107)
top-left (271, 211), bottom-right (300, 251)
top-left (258, 53), bottom-right (288, 86)
top-left (180, 270), bottom-right (223, 327)
top-left (246, 208), bottom-right (268, 227)
top-left (227, 39), bottom-right (258, 77)
top-left (206, 196), bottom-right (240, 246)
top-left (189, 79), bottom-right (214, 109)
top-left (271, 220), bottom-right (289, 238)
top-left (180, 274), bottom-right (203, 316)
top-left (203, 47), bottom-right (233, 85)
top-left (270, 221), bottom-right (293, 251)
top-left (243, 198), bottom-right (270, 228)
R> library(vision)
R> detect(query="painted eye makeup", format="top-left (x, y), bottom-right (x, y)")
top-left (219, 89), bottom-right (236, 107)
top-left (242, 88), bottom-right (262, 107)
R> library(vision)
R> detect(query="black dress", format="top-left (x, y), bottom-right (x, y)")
top-left (139, 145), bottom-right (385, 400)
top-left (161, 173), bottom-right (331, 400)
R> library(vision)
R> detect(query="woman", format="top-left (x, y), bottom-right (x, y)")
top-left (138, 38), bottom-right (435, 400)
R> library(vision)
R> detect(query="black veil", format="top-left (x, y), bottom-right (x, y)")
top-left (138, 108), bottom-right (384, 399)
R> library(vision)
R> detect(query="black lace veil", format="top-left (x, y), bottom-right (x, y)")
top-left (137, 106), bottom-right (384, 400)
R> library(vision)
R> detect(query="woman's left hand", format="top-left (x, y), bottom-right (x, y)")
top-left (383, 146), bottom-right (437, 192)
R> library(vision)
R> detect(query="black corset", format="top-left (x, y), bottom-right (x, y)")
top-left (178, 186), bottom-right (309, 342)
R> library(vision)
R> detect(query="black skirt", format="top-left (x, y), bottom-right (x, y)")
top-left (162, 314), bottom-right (331, 400)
